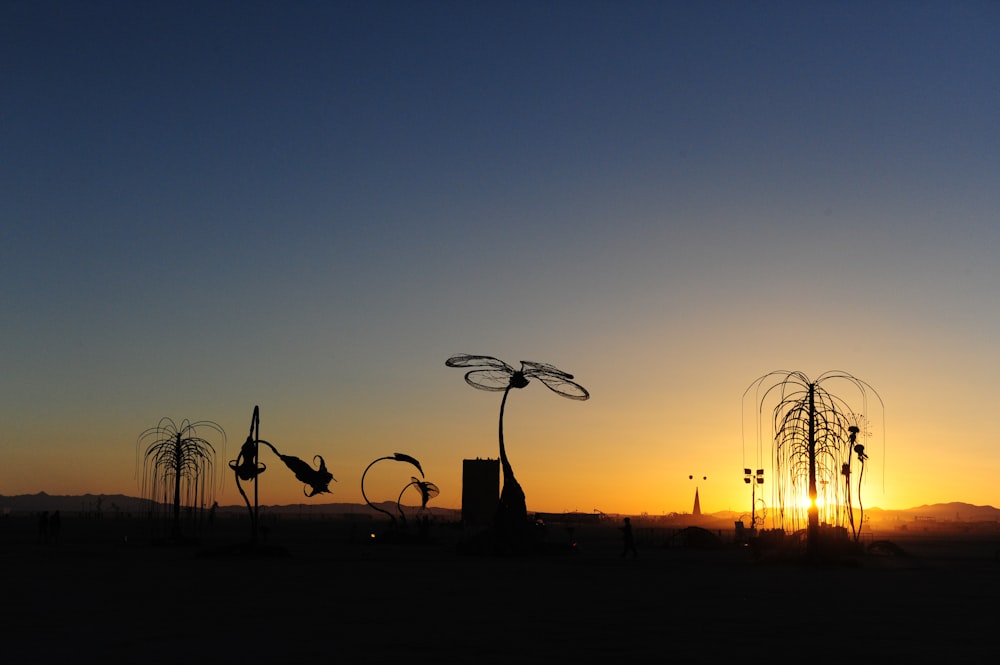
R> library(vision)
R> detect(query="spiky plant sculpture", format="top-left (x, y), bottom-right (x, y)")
top-left (743, 370), bottom-right (883, 557)
top-left (137, 417), bottom-right (226, 542)
top-left (446, 354), bottom-right (589, 549)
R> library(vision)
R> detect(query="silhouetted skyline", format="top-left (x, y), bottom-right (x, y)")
top-left (3, 1), bottom-right (999, 515)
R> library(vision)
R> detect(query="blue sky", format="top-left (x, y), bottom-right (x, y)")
top-left (2, 1), bottom-right (998, 516)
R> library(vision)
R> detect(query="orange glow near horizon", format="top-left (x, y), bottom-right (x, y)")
top-left (0, 392), bottom-right (995, 516)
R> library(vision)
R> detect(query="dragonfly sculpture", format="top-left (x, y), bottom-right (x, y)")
top-left (445, 354), bottom-right (589, 544)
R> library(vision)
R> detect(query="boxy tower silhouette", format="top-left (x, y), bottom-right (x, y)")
top-left (462, 458), bottom-right (499, 527)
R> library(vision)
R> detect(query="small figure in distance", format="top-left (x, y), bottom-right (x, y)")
top-left (37, 511), bottom-right (49, 544)
top-left (48, 510), bottom-right (61, 545)
top-left (620, 516), bottom-right (638, 558)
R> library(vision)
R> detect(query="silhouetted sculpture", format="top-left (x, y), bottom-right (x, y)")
top-left (137, 417), bottom-right (225, 542)
top-left (397, 476), bottom-right (440, 526)
top-left (743, 370), bottom-right (883, 559)
top-left (275, 452), bottom-right (334, 497)
top-left (361, 452), bottom-right (425, 527)
top-left (228, 405), bottom-right (335, 546)
top-left (446, 354), bottom-right (589, 553)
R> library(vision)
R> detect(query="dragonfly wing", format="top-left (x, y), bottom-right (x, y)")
top-left (533, 371), bottom-right (590, 400)
top-left (521, 360), bottom-right (574, 380)
top-left (463, 369), bottom-right (513, 391)
top-left (521, 361), bottom-right (589, 400)
top-left (445, 354), bottom-right (513, 371)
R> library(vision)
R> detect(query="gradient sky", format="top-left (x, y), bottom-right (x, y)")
top-left (3, 1), bottom-right (998, 518)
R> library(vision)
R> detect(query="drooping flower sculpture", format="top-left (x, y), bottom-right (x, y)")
top-left (397, 477), bottom-right (440, 525)
top-left (228, 405), bottom-right (335, 544)
top-left (446, 354), bottom-right (589, 548)
top-left (361, 452), bottom-right (425, 527)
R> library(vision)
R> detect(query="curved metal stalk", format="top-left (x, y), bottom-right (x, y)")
top-left (362, 453), bottom-right (424, 528)
top-left (396, 477), bottom-right (439, 525)
top-left (497, 385), bottom-right (527, 524)
top-left (446, 354), bottom-right (589, 550)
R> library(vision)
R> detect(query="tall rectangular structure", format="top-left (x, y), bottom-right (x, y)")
top-left (461, 458), bottom-right (499, 527)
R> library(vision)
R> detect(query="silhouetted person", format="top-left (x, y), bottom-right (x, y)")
top-left (48, 510), bottom-right (61, 545)
top-left (418, 514), bottom-right (430, 541)
top-left (37, 511), bottom-right (49, 544)
top-left (620, 517), bottom-right (638, 558)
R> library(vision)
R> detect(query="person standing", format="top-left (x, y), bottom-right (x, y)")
top-left (48, 510), bottom-right (61, 545)
top-left (620, 516), bottom-right (638, 557)
top-left (37, 511), bottom-right (49, 544)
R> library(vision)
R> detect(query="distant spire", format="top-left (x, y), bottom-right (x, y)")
top-left (693, 487), bottom-right (701, 516)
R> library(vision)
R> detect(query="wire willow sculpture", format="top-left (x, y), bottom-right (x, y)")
top-left (228, 405), bottom-right (335, 545)
top-left (137, 417), bottom-right (226, 542)
top-left (361, 452), bottom-right (424, 527)
top-left (743, 371), bottom-right (884, 556)
top-left (446, 354), bottom-right (589, 548)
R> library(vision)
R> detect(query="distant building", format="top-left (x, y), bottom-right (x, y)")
top-left (693, 488), bottom-right (701, 516)
top-left (462, 458), bottom-right (499, 527)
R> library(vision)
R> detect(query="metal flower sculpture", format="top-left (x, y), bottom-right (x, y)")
top-left (397, 477), bottom-right (440, 525)
top-left (137, 417), bottom-right (226, 542)
top-left (743, 371), bottom-right (884, 557)
top-left (228, 405), bottom-right (335, 544)
top-left (843, 423), bottom-right (871, 542)
top-left (361, 452), bottom-right (424, 527)
top-left (445, 354), bottom-right (589, 544)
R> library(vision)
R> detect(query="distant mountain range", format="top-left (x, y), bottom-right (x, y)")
top-left (865, 503), bottom-right (1000, 523)
top-left (2, 492), bottom-right (998, 523)
top-left (0, 492), bottom-right (462, 519)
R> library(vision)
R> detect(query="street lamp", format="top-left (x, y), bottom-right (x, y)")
top-left (744, 468), bottom-right (764, 530)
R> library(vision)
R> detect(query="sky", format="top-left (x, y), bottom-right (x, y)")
top-left (2, 1), bottom-right (999, 519)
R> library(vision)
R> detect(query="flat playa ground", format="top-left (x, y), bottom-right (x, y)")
top-left (3, 515), bottom-right (999, 664)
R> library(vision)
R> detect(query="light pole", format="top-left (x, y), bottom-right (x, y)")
top-left (743, 468), bottom-right (764, 530)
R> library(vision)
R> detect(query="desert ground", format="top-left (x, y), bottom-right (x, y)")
top-left (2, 512), bottom-right (998, 664)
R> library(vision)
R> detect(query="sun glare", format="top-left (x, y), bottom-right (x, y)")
top-left (797, 495), bottom-right (824, 511)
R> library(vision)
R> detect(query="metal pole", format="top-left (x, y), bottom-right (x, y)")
top-left (253, 406), bottom-right (260, 545)
top-left (807, 384), bottom-right (819, 555)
